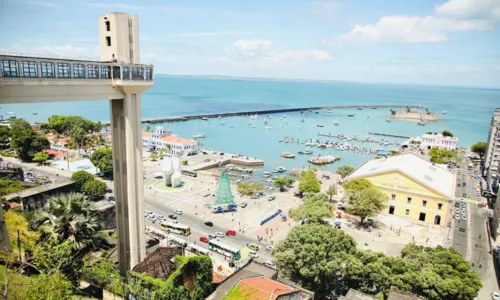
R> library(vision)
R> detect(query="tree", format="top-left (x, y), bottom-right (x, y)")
top-left (149, 151), bottom-right (158, 161)
top-left (326, 184), bottom-right (337, 201)
top-left (32, 193), bottom-right (101, 253)
top-left (272, 224), bottom-right (357, 297)
top-left (181, 159), bottom-right (188, 165)
top-left (32, 152), bottom-right (49, 165)
top-left (471, 142), bottom-right (487, 159)
top-left (26, 271), bottom-right (73, 300)
top-left (273, 177), bottom-right (294, 192)
top-left (343, 178), bottom-right (373, 193)
top-left (237, 182), bottom-right (264, 196)
top-left (442, 130), bottom-right (453, 137)
top-left (4, 210), bottom-right (39, 253)
top-left (0, 126), bottom-right (10, 148)
top-left (336, 165), bottom-right (355, 178)
top-left (298, 170), bottom-right (321, 194)
top-left (82, 180), bottom-right (107, 201)
top-left (428, 148), bottom-right (459, 164)
top-left (90, 147), bottom-right (113, 177)
top-left (289, 193), bottom-right (333, 223)
top-left (10, 121), bottom-right (49, 162)
top-left (145, 124), bottom-right (151, 132)
top-left (347, 187), bottom-right (388, 225)
top-left (0, 179), bottom-right (24, 196)
top-left (71, 170), bottom-right (95, 191)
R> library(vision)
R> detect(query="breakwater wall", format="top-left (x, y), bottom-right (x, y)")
top-left (102, 104), bottom-right (423, 125)
top-left (369, 132), bottom-right (410, 139)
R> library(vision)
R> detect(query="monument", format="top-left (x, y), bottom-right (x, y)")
top-left (213, 171), bottom-right (237, 213)
top-left (161, 157), bottom-right (182, 187)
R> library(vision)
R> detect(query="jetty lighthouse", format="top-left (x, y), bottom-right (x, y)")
top-left (0, 12), bottom-right (154, 275)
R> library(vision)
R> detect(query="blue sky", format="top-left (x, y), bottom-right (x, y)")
top-left (1, 0), bottom-right (499, 87)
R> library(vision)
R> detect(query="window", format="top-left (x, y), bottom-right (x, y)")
top-left (389, 206), bottom-right (395, 215)
top-left (130, 49), bottom-right (134, 62)
top-left (391, 194), bottom-right (396, 200)
top-left (438, 203), bottom-right (443, 210)
top-left (131, 66), bottom-right (143, 80)
top-left (101, 66), bottom-right (110, 79)
top-left (2, 60), bottom-right (19, 77)
top-left (105, 21), bottom-right (110, 31)
top-left (57, 63), bottom-right (70, 78)
top-left (88, 65), bottom-right (99, 78)
top-left (145, 67), bottom-right (153, 80)
top-left (112, 66), bottom-right (121, 79)
top-left (73, 64), bottom-right (85, 78)
top-left (422, 200), bottom-right (427, 207)
top-left (405, 209), bottom-right (410, 215)
top-left (22, 61), bottom-right (37, 77)
top-left (123, 66), bottom-right (130, 80)
top-left (407, 197), bottom-right (412, 204)
top-left (106, 36), bottom-right (111, 46)
top-left (40, 62), bottom-right (55, 78)
top-left (129, 34), bottom-right (133, 43)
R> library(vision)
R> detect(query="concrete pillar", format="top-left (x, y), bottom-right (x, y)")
top-left (109, 93), bottom-right (145, 276)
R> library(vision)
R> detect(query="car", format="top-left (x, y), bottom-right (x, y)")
top-left (215, 232), bottom-right (225, 238)
top-left (252, 194), bottom-right (260, 199)
top-left (226, 230), bottom-right (236, 236)
top-left (240, 202), bottom-right (248, 208)
top-left (462, 209), bottom-right (467, 215)
top-left (462, 193), bottom-right (467, 198)
top-left (258, 192), bottom-right (265, 196)
top-left (247, 243), bottom-right (260, 251)
top-left (199, 236), bottom-right (209, 243)
top-left (265, 261), bottom-right (277, 269)
top-left (168, 214), bottom-right (177, 220)
top-left (248, 251), bottom-right (259, 258)
top-left (157, 215), bottom-right (166, 221)
top-left (455, 208), bottom-right (460, 213)
top-left (202, 151), bottom-right (208, 155)
top-left (205, 221), bottom-right (214, 227)
top-left (106, 188), bottom-right (113, 193)
top-left (457, 183), bottom-right (461, 187)
top-left (454, 214), bottom-right (460, 220)
top-left (454, 202), bottom-right (460, 208)
top-left (266, 245), bottom-right (274, 251)
top-left (174, 209), bottom-right (183, 215)
top-left (462, 214), bottom-right (467, 220)
top-left (107, 195), bottom-right (116, 201)
top-left (462, 203), bottom-right (467, 209)
top-left (145, 210), bottom-right (153, 215)
top-left (268, 196), bottom-right (276, 201)
top-left (491, 291), bottom-right (500, 300)
top-left (208, 234), bottom-right (217, 240)
top-left (147, 214), bottom-right (156, 221)
top-left (462, 182), bottom-right (466, 187)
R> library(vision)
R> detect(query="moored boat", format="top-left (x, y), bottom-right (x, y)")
top-left (281, 152), bottom-right (296, 159)
top-left (317, 123), bottom-right (324, 127)
top-left (193, 133), bottom-right (206, 138)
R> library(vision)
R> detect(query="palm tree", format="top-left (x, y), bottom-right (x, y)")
top-left (33, 193), bottom-right (102, 252)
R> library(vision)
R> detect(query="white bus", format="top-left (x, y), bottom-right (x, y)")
top-left (160, 222), bottom-right (191, 236)
top-left (160, 235), bottom-right (188, 247)
top-left (186, 243), bottom-right (210, 256)
top-left (208, 240), bottom-right (241, 260)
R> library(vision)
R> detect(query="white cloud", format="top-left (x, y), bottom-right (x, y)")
top-left (339, 0), bottom-right (498, 44)
top-left (27, 1), bottom-right (59, 8)
top-left (84, 2), bottom-right (143, 10)
top-left (308, 0), bottom-right (342, 18)
top-left (177, 31), bottom-right (255, 37)
top-left (229, 39), bottom-right (273, 58)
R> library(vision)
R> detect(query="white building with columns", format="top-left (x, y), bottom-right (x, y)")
top-left (420, 132), bottom-right (458, 150)
top-left (142, 126), bottom-right (199, 156)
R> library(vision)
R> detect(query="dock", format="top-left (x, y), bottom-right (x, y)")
top-left (369, 132), bottom-right (410, 139)
top-left (102, 104), bottom-right (423, 125)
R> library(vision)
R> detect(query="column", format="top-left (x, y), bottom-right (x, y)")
top-left (110, 93), bottom-right (145, 276)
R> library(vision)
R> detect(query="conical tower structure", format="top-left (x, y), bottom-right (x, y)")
top-left (214, 171), bottom-right (235, 205)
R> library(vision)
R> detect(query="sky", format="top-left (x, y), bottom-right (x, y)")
top-left (1, 0), bottom-right (500, 88)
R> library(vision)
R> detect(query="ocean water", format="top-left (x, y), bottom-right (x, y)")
top-left (2, 77), bottom-right (499, 172)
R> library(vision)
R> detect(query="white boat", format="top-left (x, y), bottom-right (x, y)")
top-left (417, 121), bottom-right (426, 126)
top-left (333, 120), bottom-right (339, 125)
top-left (220, 122), bottom-right (225, 125)
top-left (264, 126), bottom-right (271, 130)
top-left (272, 168), bottom-right (279, 173)
top-left (281, 152), bottom-right (295, 158)
top-left (262, 172), bottom-right (272, 178)
top-left (317, 123), bottom-right (324, 127)
top-left (193, 133), bottom-right (206, 138)
top-left (443, 110), bottom-right (447, 115)
top-left (277, 166), bottom-right (287, 172)
top-left (268, 115), bottom-right (272, 119)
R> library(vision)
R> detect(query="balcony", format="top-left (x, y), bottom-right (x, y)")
top-left (0, 53), bottom-right (154, 103)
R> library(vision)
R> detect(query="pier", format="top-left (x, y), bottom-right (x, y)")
top-left (369, 132), bottom-right (410, 139)
top-left (102, 104), bottom-right (423, 125)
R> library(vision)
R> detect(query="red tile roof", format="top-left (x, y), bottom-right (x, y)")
top-left (43, 149), bottom-right (67, 158)
top-left (45, 133), bottom-right (69, 144)
top-left (160, 135), bottom-right (196, 145)
top-left (142, 131), bottom-right (153, 138)
top-left (237, 277), bottom-right (297, 300)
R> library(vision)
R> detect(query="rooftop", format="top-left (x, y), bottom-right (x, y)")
top-left (160, 135), bottom-right (197, 145)
top-left (236, 276), bottom-right (298, 300)
top-left (347, 153), bottom-right (455, 199)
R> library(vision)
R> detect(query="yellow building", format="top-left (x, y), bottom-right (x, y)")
top-left (346, 153), bottom-right (455, 227)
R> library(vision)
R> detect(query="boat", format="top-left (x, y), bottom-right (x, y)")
top-left (298, 149), bottom-right (313, 155)
top-left (308, 155), bottom-right (340, 165)
top-left (333, 120), bottom-right (339, 125)
top-left (417, 121), bottom-right (426, 126)
top-left (33, 112), bottom-right (38, 115)
top-left (262, 172), bottom-right (272, 178)
top-left (348, 113), bottom-right (355, 117)
top-left (264, 126), bottom-right (271, 130)
top-left (301, 119), bottom-right (305, 122)
top-left (357, 107), bottom-right (362, 110)
top-left (193, 133), bottom-right (206, 138)
top-left (220, 122), bottom-right (225, 125)
top-left (317, 123), bottom-right (324, 127)
top-left (386, 119), bottom-right (391, 123)
top-left (277, 166), bottom-right (287, 172)
top-left (443, 110), bottom-right (447, 115)
top-left (371, 107), bottom-right (378, 109)
top-left (272, 168), bottom-right (280, 173)
top-left (202, 117), bottom-right (208, 121)
top-left (281, 152), bottom-right (295, 159)
top-left (268, 115), bottom-right (272, 119)
top-left (218, 116), bottom-right (222, 119)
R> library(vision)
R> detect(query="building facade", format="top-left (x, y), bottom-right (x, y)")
top-left (99, 13), bottom-right (140, 64)
top-left (420, 132), bottom-right (458, 150)
top-left (142, 126), bottom-right (199, 156)
top-left (347, 153), bottom-right (455, 227)
top-left (485, 108), bottom-right (500, 193)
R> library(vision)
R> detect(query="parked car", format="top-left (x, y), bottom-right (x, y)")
top-left (454, 214), bottom-right (460, 220)
top-left (462, 193), bottom-right (467, 198)
top-left (157, 215), bottom-right (166, 221)
top-left (226, 230), bottom-right (236, 236)
top-left (106, 188), bottom-right (113, 193)
top-left (107, 195), bottom-right (115, 201)
top-left (462, 214), bottom-right (467, 220)
top-left (457, 183), bottom-right (461, 187)
top-left (266, 245), bottom-right (274, 251)
top-left (247, 243), bottom-right (260, 251)
top-left (265, 261), bottom-right (277, 269)
top-left (208, 234), bottom-right (217, 240)
top-left (491, 291), bottom-right (500, 300)
top-left (455, 208), bottom-right (460, 213)
top-left (168, 214), bottom-right (177, 220)
top-left (454, 203), bottom-right (460, 208)
top-left (199, 236), bottom-right (209, 243)
top-left (147, 214), bottom-right (156, 221)
top-left (248, 251), bottom-right (259, 258)
top-left (240, 202), bottom-right (248, 208)
top-left (202, 151), bottom-right (208, 155)
top-left (252, 194), bottom-right (260, 199)
top-left (268, 196), bottom-right (276, 201)
top-left (204, 221), bottom-right (214, 227)
top-left (462, 182), bottom-right (466, 187)
top-left (215, 232), bottom-right (225, 238)
top-left (174, 209), bottom-right (183, 215)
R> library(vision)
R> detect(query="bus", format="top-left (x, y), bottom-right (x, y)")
top-left (160, 235), bottom-right (188, 247)
top-left (186, 243), bottom-right (210, 256)
top-left (181, 170), bottom-right (198, 177)
top-left (146, 226), bottom-right (167, 239)
top-left (208, 240), bottom-right (241, 260)
top-left (160, 222), bottom-right (191, 236)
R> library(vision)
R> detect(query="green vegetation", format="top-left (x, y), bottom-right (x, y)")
top-left (149, 150), bottom-right (158, 161)
top-left (0, 150), bottom-right (16, 157)
top-left (5, 210), bottom-right (39, 252)
top-left (237, 182), bottom-right (264, 196)
top-left (41, 115), bottom-right (98, 135)
top-left (82, 180), bottom-right (107, 201)
top-left (222, 285), bottom-right (256, 300)
top-left (82, 259), bottom-right (126, 295)
top-left (10, 119), bottom-right (49, 162)
top-left (181, 159), bottom-right (188, 165)
top-left (0, 179), bottom-right (24, 196)
top-left (326, 184), bottom-right (337, 201)
top-left (298, 170), bottom-right (321, 194)
top-left (0, 126), bottom-right (11, 148)
top-left (410, 140), bottom-right (421, 145)
top-left (289, 193), bottom-right (333, 223)
top-left (343, 178), bottom-right (373, 193)
top-left (26, 271), bottom-right (73, 300)
top-left (471, 141), bottom-right (487, 159)
top-left (90, 148), bottom-right (113, 177)
top-left (71, 170), bottom-right (95, 191)
top-left (428, 148), bottom-right (459, 164)
top-left (145, 124), bottom-right (151, 132)
top-left (33, 151), bottom-right (49, 165)
top-left (442, 130), bottom-right (453, 137)
top-left (336, 165), bottom-right (355, 178)
top-left (273, 177), bottom-right (295, 192)
top-left (347, 187), bottom-right (389, 225)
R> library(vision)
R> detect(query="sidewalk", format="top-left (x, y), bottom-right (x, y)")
top-left (2, 156), bottom-right (74, 178)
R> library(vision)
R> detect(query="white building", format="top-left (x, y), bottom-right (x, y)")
top-left (485, 108), bottom-right (500, 193)
top-left (142, 126), bottom-right (199, 156)
top-left (420, 132), bottom-right (458, 150)
top-left (99, 13), bottom-right (140, 64)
